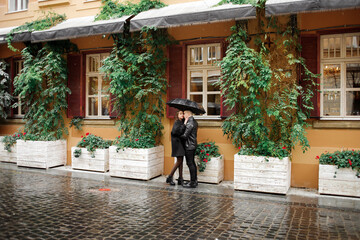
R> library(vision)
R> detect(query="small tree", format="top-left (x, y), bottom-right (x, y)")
top-left (0, 60), bottom-right (12, 119)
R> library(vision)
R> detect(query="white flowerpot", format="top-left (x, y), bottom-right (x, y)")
top-left (109, 145), bottom-right (164, 180)
top-left (71, 147), bottom-right (109, 172)
top-left (319, 164), bottom-right (360, 197)
top-left (174, 155), bottom-right (224, 184)
top-left (16, 140), bottom-right (67, 169)
top-left (0, 136), bottom-right (17, 163)
top-left (234, 154), bottom-right (291, 194)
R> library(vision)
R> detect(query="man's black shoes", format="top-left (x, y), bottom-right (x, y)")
top-left (182, 181), bottom-right (197, 188)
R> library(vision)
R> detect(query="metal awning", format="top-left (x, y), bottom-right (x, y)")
top-left (31, 15), bottom-right (130, 43)
top-left (130, 0), bottom-right (256, 32)
top-left (130, 0), bottom-right (360, 32)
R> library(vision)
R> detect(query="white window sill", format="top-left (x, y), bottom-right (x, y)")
top-left (6, 9), bottom-right (28, 14)
top-left (83, 118), bottom-right (115, 126)
top-left (313, 120), bottom-right (360, 129)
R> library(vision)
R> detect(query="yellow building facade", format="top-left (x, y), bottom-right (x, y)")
top-left (0, 0), bottom-right (359, 189)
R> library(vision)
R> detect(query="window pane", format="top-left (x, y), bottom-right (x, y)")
top-left (101, 77), bottom-right (110, 95)
top-left (190, 47), bottom-right (203, 66)
top-left (207, 70), bottom-right (220, 91)
top-left (329, 38), bottom-right (335, 58)
top-left (88, 56), bottom-right (99, 72)
top-left (323, 64), bottom-right (341, 89)
top-left (346, 63), bottom-right (360, 88)
top-left (207, 46), bottom-right (221, 65)
top-left (190, 95), bottom-right (203, 110)
top-left (323, 91), bottom-right (340, 116)
top-left (88, 77), bottom-right (98, 95)
top-left (101, 96), bottom-right (110, 116)
top-left (346, 37), bottom-right (352, 57)
top-left (190, 71), bottom-right (203, 92)
top-left (323, 38), bottom-right (329, 58)
top-left (88, 97), bottom-right (98, 116)
top-left (207, 94), bottom-right (220, 115)
top-left (346, 91), bottom-right (360, 116)
top-left (335, 37), bottom-right (341, 57)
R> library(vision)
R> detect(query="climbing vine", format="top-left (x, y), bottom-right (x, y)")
top-left (6, 12), bottom-right (66, 52)
top-left (102, 26), bottom-right (173, 148)
top-left (0, 60), bottom-right (12, 119)
top-left (95, 0), bottom-right (166, 21)
top-left (218, 0), bottom-right (319, 158)
top-left (14, 41), bottom-right (77, 141)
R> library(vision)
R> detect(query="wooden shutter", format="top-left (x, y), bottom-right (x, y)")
top-left (67, 54), bottom-right (85, 118)
top-left (300, 34), bottom-right (320, 118)
top-left (220, 40), bottom-right (236, 118)
top-left (166, 44), bottom-right (186, 118)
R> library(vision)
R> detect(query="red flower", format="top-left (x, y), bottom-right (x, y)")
top-left (18, 134), bottom-right (20, 137)
top-left (201, 150), bottom-right (204, 153)
top-left (83, 139), bottom-right (86, 142)
top-left (86, 133), bottom-right (89, 136)
top-left (118, 136), bottom-right (120, 138)
top-left (205, 159), bottom-right (208, 162)
top-left (81, 136), bottom-right (83, 138)
top-left (329, 156), bottom-right (332, 159)
top-left (23, 132), bottom-right (26, 135)
top-left (316, 156), bottom-right (320, 159)
top-left (282, 146), bottom-right (286, 150)
top-left (352, 149), bottom-right (354, 151)
top-left (206, 153), bottom-right (209, 156)
top-left (203, 158), bottom-right (207, 162)
top-left (13, 134), bottom-right (15, 137)
top-left (348, 159), bottom-right (352, 166)
top-left (238, 146), bottom-right (241, 150)
top-left (135, 139), bottom-right (139, 141)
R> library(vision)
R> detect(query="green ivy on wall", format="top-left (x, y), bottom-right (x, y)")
top-left (218, 1), bottom-right (318, 158)
top-left (95, 0), bottom-right (166, 21)
top-left (102, 26), bottom-right (173, 148)
top-left (14, 41), bottom-right (77, 141)
top-left (6, 12), bottom-right (66, 52)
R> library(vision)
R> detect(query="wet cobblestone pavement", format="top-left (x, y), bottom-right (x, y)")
top-left (1, 164), bottom-right (360, 240)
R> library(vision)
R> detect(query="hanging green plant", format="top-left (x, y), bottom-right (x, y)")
top-left (0, 60), bottom-right (12, 119)
top-left (69, 117), bottom-right (84, 131)
top-left (14, 41), bottom-right (78, 141)
top-left (6, 12), bottom-right (66, 52)
top-left (101, 26), bottom-right (173, 149)
top-left (218, 2), bottom-right (319, 158)
top-left (95, 0), bottom-right (166, 21)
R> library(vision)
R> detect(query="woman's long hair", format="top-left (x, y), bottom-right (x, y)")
top-left (175, 111), bottom-right (183, 121)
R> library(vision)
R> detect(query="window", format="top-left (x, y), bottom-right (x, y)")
top-left (320, 33), bottom-right (360, 119)
top-left (13, 60), bottom-right (25, 117)
top-left (8, 0), bottom-right (28, 12)
top-left (86, 53), bottom-right (110, 118)
top-left (187, 43), bottom-right (221, 118)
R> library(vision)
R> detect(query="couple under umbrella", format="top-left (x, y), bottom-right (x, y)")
top-left (166, 98), bottom-right (205, 188)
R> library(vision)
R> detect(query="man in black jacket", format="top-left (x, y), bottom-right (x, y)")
top-left (181, 110), bottom-right (198, 188)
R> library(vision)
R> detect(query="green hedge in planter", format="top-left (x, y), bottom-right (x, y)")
top-left (76, 133), bottom-right (112, 158)
top-left (318, 150), bottom-right (360, 177)
top-left (195, 141), bottom-right (221, 172)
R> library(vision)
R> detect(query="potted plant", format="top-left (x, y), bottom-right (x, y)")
top-left (13, 41), bottom-right (76, 169)
top-left (0, 132), bottom-right (24, 163)
top-left (71, 133), bottom-right (112, 172)
top-left (0, 60), bottom-right (12, 120)
top-left (218, 6), bottom-right (317, 194)
top-left (175, 141), bottom-right (224, 184)
top-left (318, 150), bottom-right (360, 197)
top-left (101, 27), bottom-right (172, 180)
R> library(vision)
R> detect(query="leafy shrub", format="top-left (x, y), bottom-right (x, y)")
top-left (69, 117), bottom-right (84, 131)
top-left (318, 150), bottom-right (360, 177)
top-left (195, 141), bottom-right (221, 172)
top-left (0, 60), bottom-right (12, 119)
top-left (1, 132), bottom-right (25, 152)
top-left (76, 133), bottom-right (112, 158)
top-left (113, 134), bottom-right (156, 151)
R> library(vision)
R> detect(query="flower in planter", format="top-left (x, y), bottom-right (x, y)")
top-left (2, 132), bottom-right (25, 152)
top-left (113, 134), bottom-right (156, 151)
top-left (319, 149), bottom-right (360, 177)
top-left (195, 141), bottom-right (220, 172)
top-left (75, 133), bottom-right (112, 158)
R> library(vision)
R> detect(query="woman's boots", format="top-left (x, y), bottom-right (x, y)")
top-left (166, 176), bottom-right (184, 186)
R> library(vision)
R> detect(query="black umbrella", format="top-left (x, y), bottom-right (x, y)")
top-left (166, 98), bottom-right (206, 115)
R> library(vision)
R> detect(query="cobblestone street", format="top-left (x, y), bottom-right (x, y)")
top-left (0, 163), bottom-right (359, 240)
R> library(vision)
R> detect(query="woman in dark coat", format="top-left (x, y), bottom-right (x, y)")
top-left (166, 111), bottom-right (186, 186)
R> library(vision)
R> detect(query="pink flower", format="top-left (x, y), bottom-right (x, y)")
top-left (86, 133), bottom-right (89, 136)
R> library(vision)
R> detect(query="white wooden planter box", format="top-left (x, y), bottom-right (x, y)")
top-left (234, 154), bottom-right (291, 194)
top-left (0, 136), bottom-right (17, 163)
top-left (174, 155), bottom-right (224, 184)
top-left (16, 140), bottom-right (66, 169)
top-left (71, 147), bottom-right (109, 172)
top-left (109, 145), bottom-right (164, 180)
top-left (319, 165), bottom-right (360, 197)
